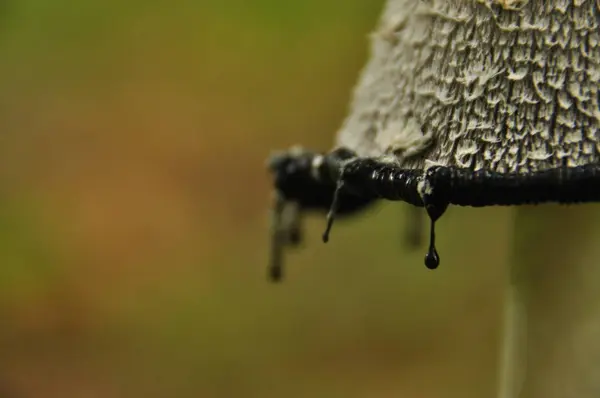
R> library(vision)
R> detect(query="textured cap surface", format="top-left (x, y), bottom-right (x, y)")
top-left (335, 0), bottom-right (600, 173)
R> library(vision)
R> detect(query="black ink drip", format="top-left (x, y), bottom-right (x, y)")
top-left (268, 194), bottom-right (286, 282)
top-left (323, 160), bottom-right (450, 269)
top-left (267, 148), bottom-right (376, 282)
top-left (424, 216), bottom-right (439, 269)
top-left (422, 203), bottom-right (447, 270)
top-left (270, 145), bottom-right (600, 279)
top-left (322, 180), bottom-right (343, 243)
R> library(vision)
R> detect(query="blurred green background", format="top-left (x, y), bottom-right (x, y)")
top-left (0, 1), bottom-right (516, 397)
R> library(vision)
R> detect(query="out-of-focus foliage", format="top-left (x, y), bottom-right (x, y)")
top-left (0, 1), bottom-right (513, 397)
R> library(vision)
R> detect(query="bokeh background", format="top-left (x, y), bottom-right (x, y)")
top-left (0, 1), bottom-right (517, 397)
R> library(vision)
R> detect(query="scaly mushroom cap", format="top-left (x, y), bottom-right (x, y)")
top-left (336, 0), bottom-right (600, 172)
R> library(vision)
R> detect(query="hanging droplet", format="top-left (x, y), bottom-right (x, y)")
top-left (284, 202), bottom-right (302, 246)
top-left (268, 192), bottom-right (286, 282)
top-left (421, 197), bottom-right (449, 270)
top-left (288, 228), bottom-right (302, 245)
top-left (424, 247), bottom-right (439, 269)
top-left (424, 216), bottom-right (439, 269)
top-left (268, 262), bottom-right (283, 281)
top-left (322, 179), bottom-right (344, 243)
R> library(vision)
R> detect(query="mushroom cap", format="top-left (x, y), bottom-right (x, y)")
top-left (335, 0), bottom-right (600, 173)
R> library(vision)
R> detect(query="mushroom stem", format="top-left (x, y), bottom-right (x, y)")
top-left (497, 204), bottom-right (600, 398)
top-left (497, 254), bottom-right (527, 398)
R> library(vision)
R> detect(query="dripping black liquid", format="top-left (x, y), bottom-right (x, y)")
top-left (267, 146), bottom-right (600, 282)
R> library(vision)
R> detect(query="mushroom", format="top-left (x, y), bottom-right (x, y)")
top-left (267, 0), bottom-right (600, 397)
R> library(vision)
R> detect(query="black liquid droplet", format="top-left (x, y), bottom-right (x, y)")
top-left (322, 179), bottom-right (344, 244)
top-left (269, 265), bottom-right (283, 282)
top-left (424, 215), bottom-right (440, 269)
top-left (322, 210), bottom-right (335, 243)
top-left (425, 247), bottom-right (439, 269)
top-left (269, 193), bottom-right (286, 283)
top-left (288, 227), bottom-right (302, 246)
top-left (285, 204), bottom-right (303, 247)
top-left (268, 238), bottom-right (284, 282)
